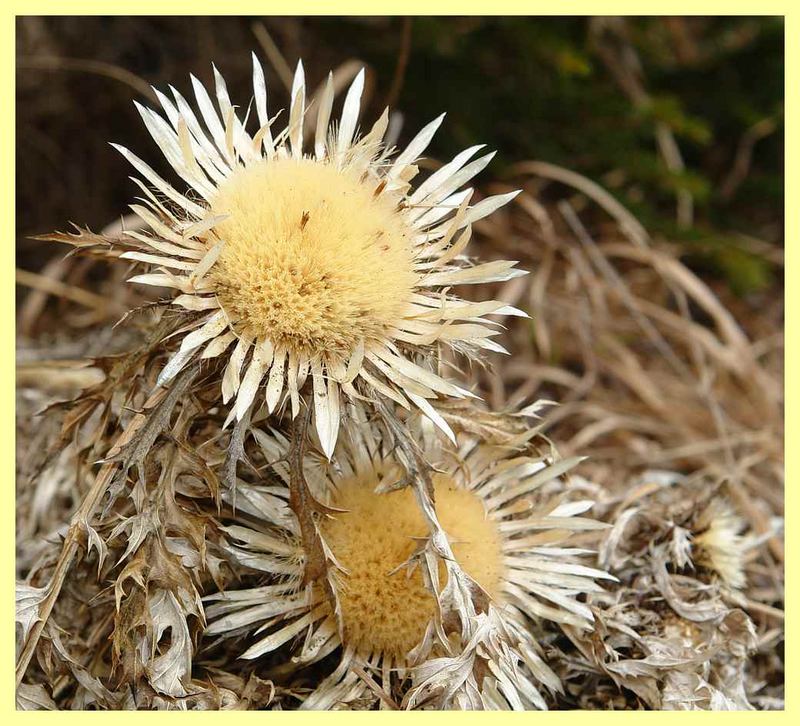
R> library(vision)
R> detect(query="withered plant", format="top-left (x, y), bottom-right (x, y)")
top-left (16, 49), bottom-right (783, 711)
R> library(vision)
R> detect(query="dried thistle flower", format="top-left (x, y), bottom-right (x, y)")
top-left (557, 473), bottom-right (766, 709)
top-left (113, 57), bottom-right (526, 457)
top-left (205, 413), bottom-right (613, 709)
top-left (693, 501), bottom-right (747, 590)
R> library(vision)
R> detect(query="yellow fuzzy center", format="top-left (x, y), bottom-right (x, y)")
top-left (320, 473), bottom-right (505, 661)
top-left (208, 158), bottom-right (418, 358)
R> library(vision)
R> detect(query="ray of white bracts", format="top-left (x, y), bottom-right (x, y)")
top-left (115, 56), bottom-right (527, 457)
top-left (203, 420), bottom-right (616, 710)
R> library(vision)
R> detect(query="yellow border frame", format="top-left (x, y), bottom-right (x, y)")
top-left (4, 2), bottom-right (792, 720)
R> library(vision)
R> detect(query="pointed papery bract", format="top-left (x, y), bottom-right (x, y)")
top-left (115, 57), bottom-right (526, 455)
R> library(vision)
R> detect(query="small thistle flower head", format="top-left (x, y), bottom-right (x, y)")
top-left (693, 501), bottom-right (747, 589)
top-left (206, 415), bottom-right (614, 709)
top-left (320, 469), bottom-right (505, 659)
top-left (114, 57), bottom-right (526, 457)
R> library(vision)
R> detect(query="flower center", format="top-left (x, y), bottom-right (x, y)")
top-left (208, 158), bottom-right (418, 358)
top-left (320, 472), bottom-right (505, 661)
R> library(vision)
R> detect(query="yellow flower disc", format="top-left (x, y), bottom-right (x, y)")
top-left (209, 158), bottom-right (418, 359)
top-left (321, 472), bottom-right (505, 660)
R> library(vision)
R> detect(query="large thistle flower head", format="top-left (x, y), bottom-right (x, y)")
top-left (206, 414), bottom-right (614, 709)
top-left (115, 56), bottom-right (525, 456)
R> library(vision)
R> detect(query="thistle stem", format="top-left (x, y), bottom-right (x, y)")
top-left (287, 402), bottom-right (331, 587)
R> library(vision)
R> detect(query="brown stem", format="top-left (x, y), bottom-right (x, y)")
top-left (288, 403), bottom-right (335, 586)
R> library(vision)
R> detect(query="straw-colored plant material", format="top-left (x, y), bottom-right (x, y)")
top-left (15, 50), bottom-right (783, 711)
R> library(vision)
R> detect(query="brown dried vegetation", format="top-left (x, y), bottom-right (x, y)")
top-left (15, 19), bottom-right (783, 710)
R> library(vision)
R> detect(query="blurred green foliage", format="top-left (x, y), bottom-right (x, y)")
top-left (318, 17), bottom-right (783, 295)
